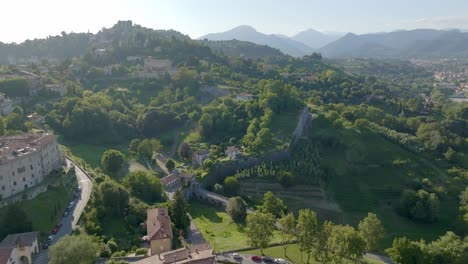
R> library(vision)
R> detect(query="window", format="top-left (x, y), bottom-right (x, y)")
top-left (30, 165), bottom-right (33, 170)
top-left (1, 186), bottom-right (5, 190)
top-left (13, 181), bottom-right (16, 186)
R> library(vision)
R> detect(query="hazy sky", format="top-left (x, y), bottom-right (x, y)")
top-left (2, 0), bottom-right (468, 43)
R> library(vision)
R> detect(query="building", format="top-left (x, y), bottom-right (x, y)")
top-left (132, 244), bottom-right (215, 264)
top-left (235, 93), bottom-right (256, 101)
top-left (44, 84), bottom-right (66, 97)
top-left (160, 172), bottom-right (194, 189)
top-left (146, 208), bottom-right (173, 255)
top-left (0, 93), bottom-right (13, 116)
top-left (0, 231), bottom-right (39, 264)
top-left (192, 150), bottom-right (210, 166)
top-left (0, 133), bottom-right (63, 200)
top-left (225, 146), bottom-right (241, 160)
top-left (134, 57), bottom-right (177, 79)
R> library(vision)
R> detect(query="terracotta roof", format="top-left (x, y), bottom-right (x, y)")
top-left (162, 247), bottom-right (189, 263)
top-left (0, 231), bottom-right (38, 248)
top-left (160, 172), bottom-right (193, 185)
top-left (0, 248), bottom-right (13, 264)
top-left (147, 208), bottom-right (173, 241)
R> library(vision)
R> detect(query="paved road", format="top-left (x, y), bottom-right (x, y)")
top-left (33, 158), bottom-right (93, 264)
top-left (216, 253), bottom-right (291, 264)
top-left (365, 253), bottom-right (394, 264)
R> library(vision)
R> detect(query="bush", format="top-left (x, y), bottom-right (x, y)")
top-left (101, 149), bottom-right (126, 173)
top-left (397, 189), bottom-right (440, 222)
top-left (226, 196), bottom-right (247, 222)
top-left (134, 248), bottom-right (148, 256)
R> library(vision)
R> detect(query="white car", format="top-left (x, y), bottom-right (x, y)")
top-left (275, 258), bottom-right (286, 264)
top-left (47, 235), bottom-right (55, 242)
top-left (232, 253), bottom-right (242, 259)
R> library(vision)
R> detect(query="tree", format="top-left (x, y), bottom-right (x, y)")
top-left (4, 112), bottom-right (25, 131)
top-left (245, 211), bottom-right (275, 255)
top-left (137, 139), bottom-right (161, 159)
top-left (329, 224), bottom-right (366, 262)
top-left (123, 171), bottom-right (164, 203)
top-left (49, 234), bottom-right (99, 264)
top-left (444, 147), bottom-right (457, 163)
top-left (128, 139), bottom-right (141, 155)
top-left (0, 117), bottom-right (4, 136)
top-left (223, 176), bottom-right (240, 196)
top-left (226, 197), bottom-right (247, 222)
top-left (358, 213), bottom-right (385, 251)
top-left (96, 180), bottom-right (129, 217)
top-left (0, 204), bottom-right (32, 238)
top-left (261, 191), bottom-right (287, 218)
top-left (297, 209), bottom-right (318, 263)
top-left (313, 221), bottom-right (334, 263)
top-left (169, 190), bottom-right (190, 230)
top-left (165, 159), bottom-right (175, 171)
top-left (279, 213), bottom-right (296, 256)
top-left (460, 186), bottom-right (468, 223)
top-left (424, 231), bottom-right (468, 264)
top-left (386, 237), bottom-right (424, 264)
top-left (178, 142), bottom-right (192, 159)
top-left (101, 149), bottom-right (125, 173)
top-left (397, 189), bottom-right (440, 222)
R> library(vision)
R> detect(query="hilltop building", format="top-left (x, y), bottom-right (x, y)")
top-left (192, 150), bottom-right (210, 166)
top-left (145, 208), bottom-right (173, 255)
top-left (0, 232), bottom-right (39, 264)
top-left (160, 172), bottom-right (194, 189)
top-left (134, 57), bottom-right (177, 79)
top-left (0, 133), bottom-right (63, 200)
top-left (235, 93), bottom-right (255, 101)
top-left (225, 146), bottom-right (241, 160)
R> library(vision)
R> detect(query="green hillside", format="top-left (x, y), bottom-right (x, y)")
top-left (311, 117), bottom-right (458, 246)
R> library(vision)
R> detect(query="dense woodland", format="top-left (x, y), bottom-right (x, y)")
top-left (0, 21), bottom-right (467, 263)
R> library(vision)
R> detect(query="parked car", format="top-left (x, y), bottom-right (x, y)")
top-left (251, 255), bottom-right (262, 261)
top-left (51, 227), bottom-right (59, 235)
top-left (232, 253), bottom-right (242, 260)
top-left (63, 211), bottom-right (69, 217)
top-left (275, 258), bottom-right (286, 264)
top-left (263, 256), bottom-right (274, 263)
top-left (47, 235), bottom-right (55, 242)
top-left (42, 242), bottom-right (50, 249)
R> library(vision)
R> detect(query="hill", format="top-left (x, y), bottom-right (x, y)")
top-left (291, 28), bottom-right (344, 49)
top-left (198, 39), bottom-right (285, 59)
top-left (319, 29), bottom-right (468, 58)
top-left (200, 25), bottom-right (314, 57)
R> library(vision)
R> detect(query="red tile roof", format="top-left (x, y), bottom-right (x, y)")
top-left (146, 208), bottom-right (173, 241)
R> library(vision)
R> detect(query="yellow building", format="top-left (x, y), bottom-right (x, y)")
top-left (0, 231), bottom-right (39, 264)
top-left (146, 208), bottom-right (173, 255)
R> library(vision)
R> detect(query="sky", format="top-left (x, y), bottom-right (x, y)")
top-left (2, 0), bottom-right (468, 43)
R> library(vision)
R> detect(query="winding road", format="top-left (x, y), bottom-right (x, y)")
top-left (33, 158), bottom-right (93, 264)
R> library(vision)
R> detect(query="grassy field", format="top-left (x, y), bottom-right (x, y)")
top-left (189, 201), bottom-right (282, 251)
top-left (59, 137), bottom-right (129, 168)
top-left (269, 111), bottom-right (300, 149)
top-left (242, 244), bottom-right (384, 264)
top-left (0, 185), bottom-right (74, 238)
top-left (311, 118), bottom-right (458, 247)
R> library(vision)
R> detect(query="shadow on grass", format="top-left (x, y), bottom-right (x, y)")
top-left (189, 201), bottom-right (223, 223)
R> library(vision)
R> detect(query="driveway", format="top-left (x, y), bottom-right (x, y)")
top-left (33, 158), bottom-right (93, 264)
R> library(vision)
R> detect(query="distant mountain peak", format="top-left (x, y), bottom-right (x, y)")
top-left (231, 25), bottom-right (257, 32)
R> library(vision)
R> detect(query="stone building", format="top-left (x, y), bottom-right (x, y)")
top-left (0, 133), bottom-right (63, 200)
top-left (145, 208), bottom-right (173, 255)
top-left (0, 231), bottom-right (39, 264)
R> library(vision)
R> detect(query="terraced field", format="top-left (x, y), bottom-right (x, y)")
top-left (239, 180), bottom-right (342, 220)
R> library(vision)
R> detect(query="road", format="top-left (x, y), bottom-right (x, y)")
top-left (216, 253), bottom-right (291, 264)
top-left (33, 158), bottom-right (93, 264)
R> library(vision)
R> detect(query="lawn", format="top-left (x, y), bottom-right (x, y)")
top-left (189, 201), bottom-right (282, 251)
top-left (0, 185), bottom-right (74, 238)
top-left (311, 118), bottom-right (458, 247)
top-left (58, 137), bottom-right (129, 168)
top-left (242, 244), bottom-right (384, 264)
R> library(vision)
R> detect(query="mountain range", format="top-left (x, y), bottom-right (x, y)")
top-left (318, 29), bottom-right (468, 58)
top-left (201, 26), bottom-right (468, 59)
top-left (199, 25), bottom-right (342, 57)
